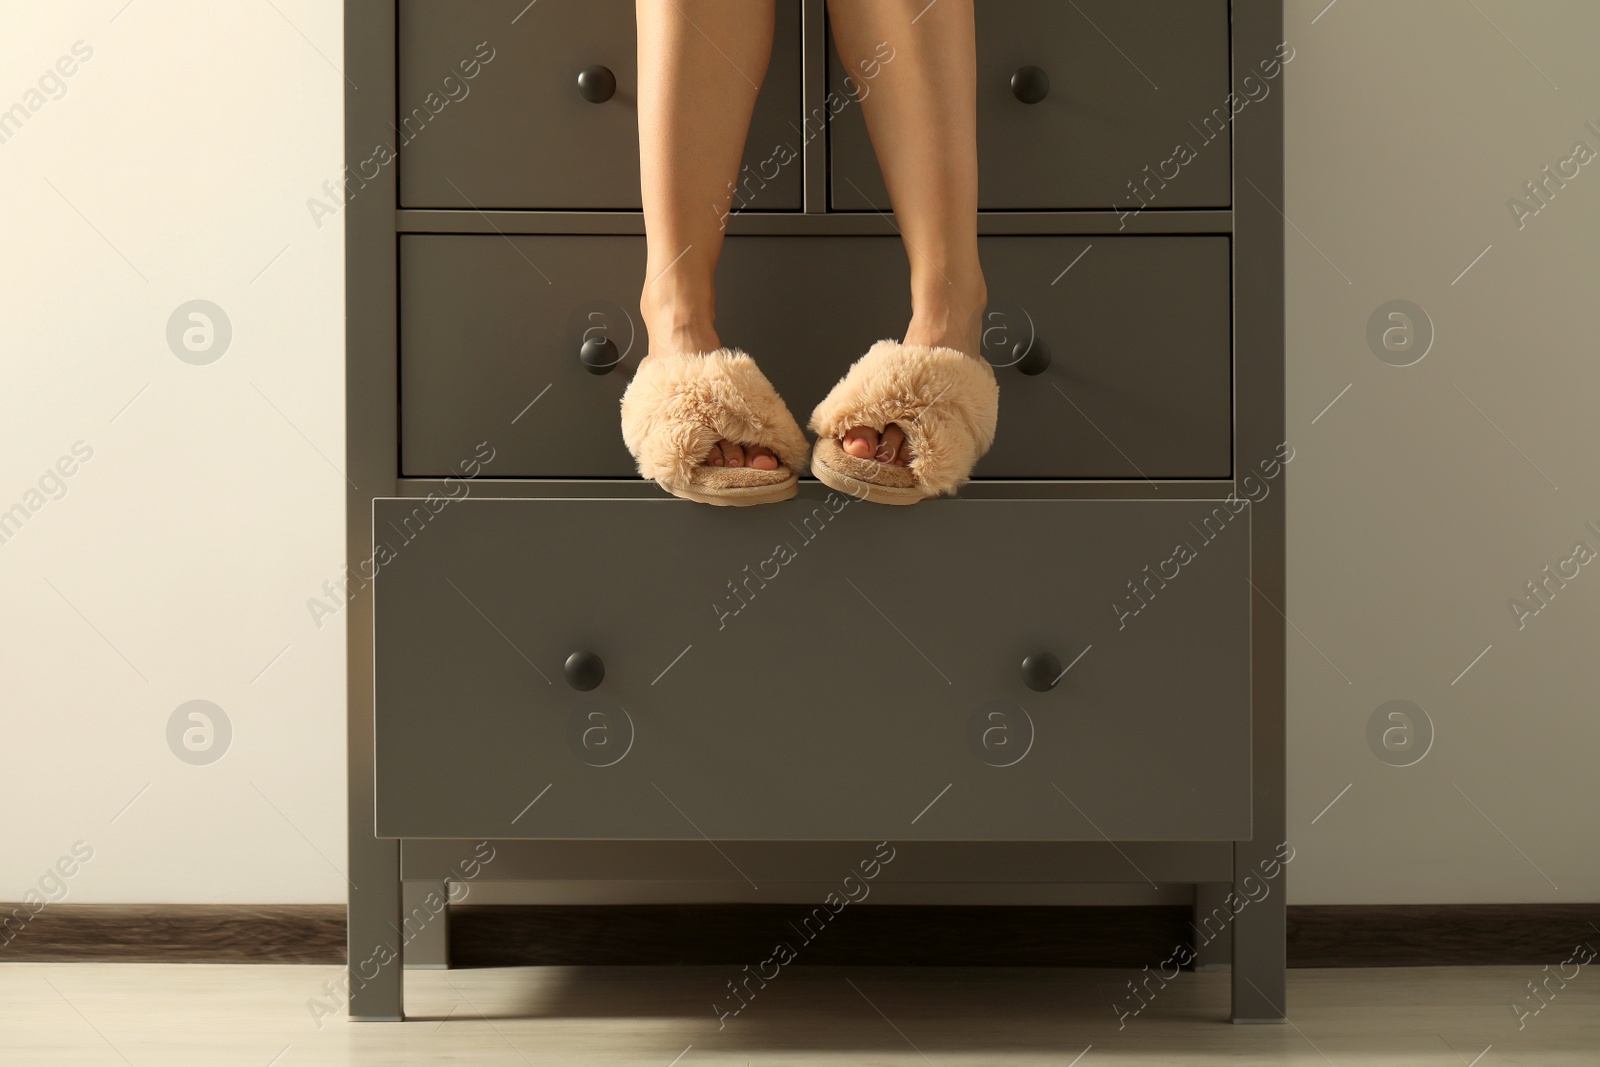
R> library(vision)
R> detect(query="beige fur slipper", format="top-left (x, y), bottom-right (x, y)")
top-left (808, 339), bottom-right (999, 504)
top-left (619, 347), bottom-right (811, 506)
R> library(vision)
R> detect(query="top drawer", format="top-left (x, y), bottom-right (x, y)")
top-left (829, 0), bottom-right (1233, 210)
top-left (397, 0), bottom-right (804, 210)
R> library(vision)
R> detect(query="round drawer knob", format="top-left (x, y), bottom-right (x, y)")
top-left (564, 651), bottom-right (605, 691)
top-left (579, 336), bottom-right (621, 375)
top-left (577, 65), bottom-right (617, 104)
top-left (1014, 338), bottom-right (1050, 376)
top-left (1010, 66), bottom-right (1050, 104)
top-left (1020, 651), bottom-right (1063, 692)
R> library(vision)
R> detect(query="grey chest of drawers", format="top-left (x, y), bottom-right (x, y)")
top-left (345, 0), bottom-right (1286, 1026)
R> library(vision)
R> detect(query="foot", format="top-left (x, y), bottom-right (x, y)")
top-left (702, 438), bottom-right (778, 470)
top-left (639, 310), bottom-right (778, 471)
top-left (840, 276), bottom-right (988, 467)
top-left (841, 422), bottom-right (913, 466)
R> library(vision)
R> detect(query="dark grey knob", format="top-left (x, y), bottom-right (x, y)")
top-left (577, 65), bottom-right (617, 103)
top-left (579, 336), bottom-right (620, 375)
top-left (565, 651), bottom-right (605, 691)
top-left (1014, 337), bottom-right (1050, 376)
top-left (1010, 66), bottom-right (1049, 104)
top-left (1021, 652), bottom-right (1062, 692)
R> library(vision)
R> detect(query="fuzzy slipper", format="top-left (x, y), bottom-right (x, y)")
top-left (619, 347), bottom-right (811, 506)
top-left (808, 339), bottom-right (999, 505)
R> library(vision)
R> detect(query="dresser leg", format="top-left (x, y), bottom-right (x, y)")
top-left (1191, 883), bottom-right (1233, 971)
top-left (402, 880), bottom-right (451, 969)
top-left (1229, 844), bottom-right (1286, 1023)
top-left (347, 591), bottom-right (403, 1020)
top-left (346, 826), bottom-right (403, 1019)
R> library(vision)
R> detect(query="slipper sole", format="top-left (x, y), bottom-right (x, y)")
top-left (664, 471), bottom-right (800, 506)
top-left (811, 458), bottom-right (926, 505)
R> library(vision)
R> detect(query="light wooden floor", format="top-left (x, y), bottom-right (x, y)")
top-left (2, 963), bottom-right (1594, 1065)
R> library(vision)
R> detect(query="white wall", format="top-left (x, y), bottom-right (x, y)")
top-left (1284, 0), bottom-right (1600, 902)
top-left (0, 1), bottom-right (348, 903)
top-left (2, 0), bottom-right (1595, 906)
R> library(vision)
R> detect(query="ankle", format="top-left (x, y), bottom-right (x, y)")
top-left (905, 278), bottom-right (987, 358)
top-left (639, 294), bottom-right (720, 361)
top-left (643, 322), bottom-right (722, 361)
top-left (911, 271), bottom-right (987, 314)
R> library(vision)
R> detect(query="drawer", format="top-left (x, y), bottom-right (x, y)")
top-left (372, 495), bottom-right (1251, 840)
top-left (829, 0), bottom-right (1232, 210)
top-left (399, 234), bottom-right (1232, 479)
top-left (396, 0), bottom-right (804, 210)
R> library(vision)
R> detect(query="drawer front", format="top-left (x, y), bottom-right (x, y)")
top-left (372, 495), bottom-right (1251, 841)
top-left (829, 0), bottom-right (1232, 210)
top-left (397, 0), bottom-right (804, 210)
top-left (400, 234), bottom-right (1232, 479)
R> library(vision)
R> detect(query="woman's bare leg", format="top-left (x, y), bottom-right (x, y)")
top-left (825, 0), bottom-right (986, 466)
top-left (637, 0), bottom-right (778, 469)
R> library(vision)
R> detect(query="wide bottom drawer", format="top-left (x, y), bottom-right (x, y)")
top-left (373, 492), bottom-right (1251, 841)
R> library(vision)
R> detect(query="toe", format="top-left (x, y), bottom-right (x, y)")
top-left (720, 440), bottom-right (746, 468)
top-left (704, 441), bottom-right (726, 467)
top-left (842, 426), bottom-right (879, 460)
top-left (745, 444), bottom-right (779, 471)
top-left (895, 434), bottom-right (915, 467)
top-left (878, 424), bottom-right (907, 465)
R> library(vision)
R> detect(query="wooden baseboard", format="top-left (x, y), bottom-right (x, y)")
top-left (1287, 905), bottom-right (1600, 967)
top-left (449, 904), bottom-right (1193, 967)
top-left (4, 902), bottom-right (1595, 967)
top-left (0, 903), bottom-right (344, 964)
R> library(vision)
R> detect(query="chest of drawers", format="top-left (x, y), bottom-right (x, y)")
top-left (345, 0), bottom-right (1285, 1026)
